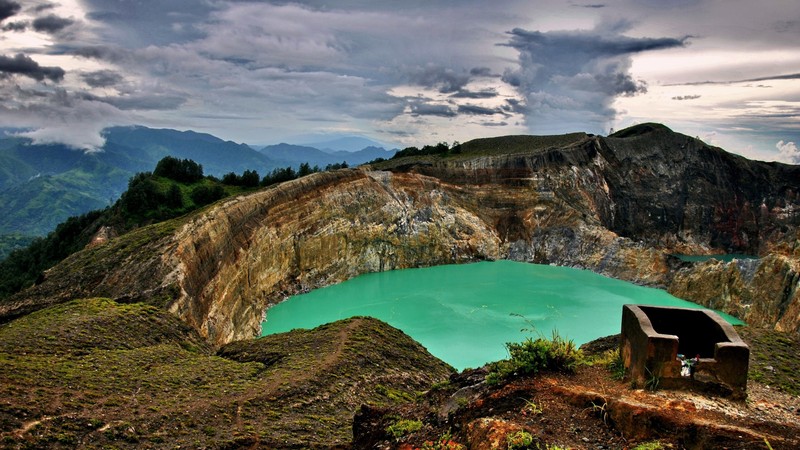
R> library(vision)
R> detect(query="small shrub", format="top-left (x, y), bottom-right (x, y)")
top-left (588, 401), bottom-right (610, 425)
top-left (487, 331), bottom-right (583, 384)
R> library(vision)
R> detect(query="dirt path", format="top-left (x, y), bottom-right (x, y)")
top-left (230, 317), bottom-right (365, 431)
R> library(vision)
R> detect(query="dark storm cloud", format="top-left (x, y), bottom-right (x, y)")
top-left (504, 98), bottom-right (527, 114)
top-left (81, 70), bottom-right (123, 88)
top-left (32, 14), bottom-right (74, 34)
top-left (450, 89), bottom-right (499, 99)
top-left (2, 20), bottom-right (25, 31)
top-left (71, 45), bottom-right (130, 63)
top-left (503, 27), bottom-right (688, 63)
top-left (407, 65), bottom-right (471, 94)
top-left (469, 67), bottom-right (494, 77)
top-left (82, 0), bottom-right (217, 45)
top-left (0, 53), bottom-right (64, 82)
top-left (500, 24), bottom-right (687, 132)
top-left (96, 94), bottom-right (186, 111)
top-left (32, 2), bottom-right (56, 13)
top-left (457, 104), bottom-right (504, 116)
top-left (409, 101), bottom-right (457, 117)
top-left (0, 0), bottom-right (20, 22)
top-left (74, 87), bottom-right (186, 111)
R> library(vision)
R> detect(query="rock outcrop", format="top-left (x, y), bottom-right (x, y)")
top-left (2, 124), bottom-right (799, 345)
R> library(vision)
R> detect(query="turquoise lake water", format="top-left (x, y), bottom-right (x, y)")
top-left (261, 260), bottom-right (743, 370)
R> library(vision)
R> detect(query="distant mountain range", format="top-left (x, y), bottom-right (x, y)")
top-left (0, 126), bottom-right (396, 257)
top-left (257, 143), bottom-right (395, 168)
top-left (300, 136), bottom-right (395, 153)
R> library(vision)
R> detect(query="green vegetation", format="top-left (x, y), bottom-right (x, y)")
top-left (0, 155), bottom-right (349, 302)
top-left (391, 141), bottom-right (460, 159)
top-left (631, 441), bottom-right (670, 450)
top-left (507, 430), bottom-right (534, 449)
top-left (0, 209), bottom-right (104, 299)
top-left (587, 349), bottom-right (626, 380)
top-left (522, 398), bottom-right (544, 416)
top-left (0, 234), bottom-right (35, 260)
top-left (486, 331), bottom-right (583, 384)
top-left (644, 366), bottom-right (661, 392)
top-left (386, 418), bottom-right (422, 439)
top-left (608, 123), bottom-right (672, 139)
top-left (367, 133), bottom-right (589, 171)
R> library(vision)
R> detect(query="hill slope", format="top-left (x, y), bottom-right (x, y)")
top-left (0, 127), bottom-right (278, 253)
top-left (0, 298), bottom-right (451, 447)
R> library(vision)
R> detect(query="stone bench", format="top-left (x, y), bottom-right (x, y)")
top-left (620, 304), bottom-right (749, 399)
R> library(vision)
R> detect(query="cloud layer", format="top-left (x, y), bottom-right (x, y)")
top-left (0, 0), bottom-right (797, 161)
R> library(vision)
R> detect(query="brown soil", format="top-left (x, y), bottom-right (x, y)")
top-left (356, 332), bottom-right (800, 450)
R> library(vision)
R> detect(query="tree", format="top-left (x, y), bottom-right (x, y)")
top-left (221, 172), bottom-right (240, 185)
top-left (190, 184), bottom-right (226, 206)
top-left (298, 162), bottom-right (313, 177)
top-left (240, 169), bottom-right (260, 187)
top-left (166, 184), bottom-right (183, 209)
top-left (153, 156), bottom-right (204, 183)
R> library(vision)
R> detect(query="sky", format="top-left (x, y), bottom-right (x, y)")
top-left (0, 0), bottom-right (798, 162)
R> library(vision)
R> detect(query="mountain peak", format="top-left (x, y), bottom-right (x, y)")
top-left (609, 122), bottom-right (673, 138)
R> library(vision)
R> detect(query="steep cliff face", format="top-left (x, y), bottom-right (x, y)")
top-left (3, 124), bottom-right (799, 345)
top-left (600, 125), bottom-right (799, 254)
top-left (668, 248), bottom-right (800, 333)
top-left (167, 169), bottom-right (503, 345)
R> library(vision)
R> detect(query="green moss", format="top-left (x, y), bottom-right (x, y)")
top-left (739, 328), bottom-right (800, 395)
top-left (386, 418), bottom-right (422, 439)
top-left (376, 384), bottom-right (418, 403)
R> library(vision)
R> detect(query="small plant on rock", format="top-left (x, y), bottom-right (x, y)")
top-left (507, 430), bottom-right (534, 449)
top-left (521, 398), bottom-right (543, 416)
top-left (644, 366), bottom-right (660, 392)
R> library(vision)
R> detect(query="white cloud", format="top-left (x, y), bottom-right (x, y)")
top-left (776, 140), bottom-right (800, 164)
